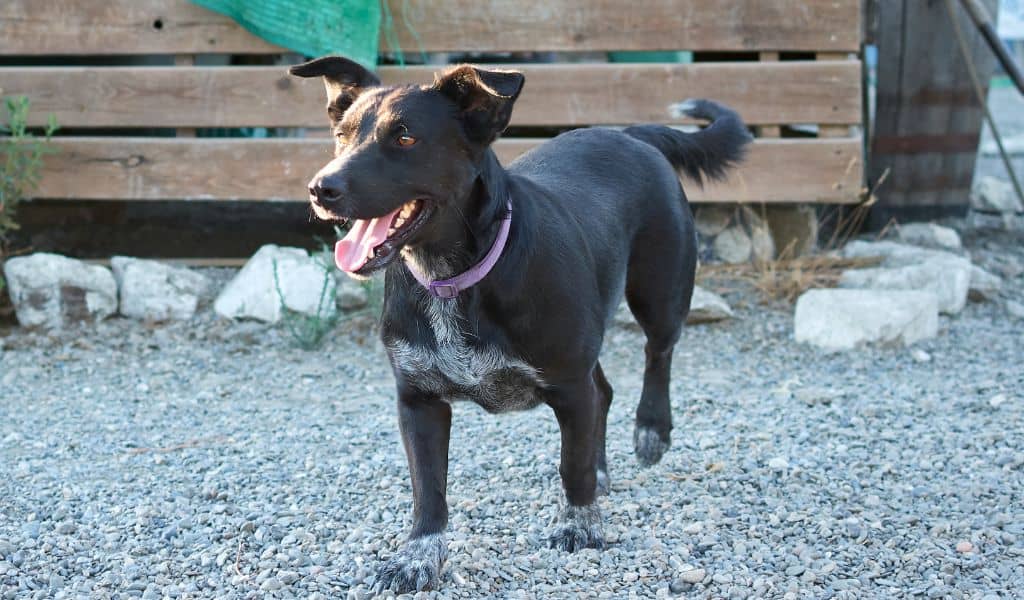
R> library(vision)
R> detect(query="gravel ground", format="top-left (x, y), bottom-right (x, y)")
top-left (1, 228), bottom-right (1023, 599)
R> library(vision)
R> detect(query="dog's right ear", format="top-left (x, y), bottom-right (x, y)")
top-left (289, 56), bottom-right (381, 121)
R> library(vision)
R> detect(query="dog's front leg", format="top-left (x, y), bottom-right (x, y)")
top-left (373, 391), bottom-right (451, 594)
top-left (547, 378), bottom-right (606, 552)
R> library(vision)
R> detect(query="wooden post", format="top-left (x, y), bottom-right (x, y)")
top-left (867, 0), bottom-right (999, 228)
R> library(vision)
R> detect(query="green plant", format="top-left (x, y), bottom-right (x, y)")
top-left (1, 96), bottom-right (58, 241)
top-left (1, 96), bottom-right (58, 298)
top-left (272, 253), bottom-right (340, 350)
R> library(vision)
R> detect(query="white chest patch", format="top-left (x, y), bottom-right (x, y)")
top-left (386, 297), bottom-right (546, 413)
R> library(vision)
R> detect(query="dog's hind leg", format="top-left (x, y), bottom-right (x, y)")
top-left (546, 376), bottom-right (606, 552)
top-left (625, 206), bottom-right (696, 467)
top-left (593, 362), bottom-right (613, 496)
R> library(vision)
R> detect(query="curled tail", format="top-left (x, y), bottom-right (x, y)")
top-left (624, 99), bottom-right (752, 186)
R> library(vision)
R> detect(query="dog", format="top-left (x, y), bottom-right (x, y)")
top-left (289, 55), bottom-right (750, 594)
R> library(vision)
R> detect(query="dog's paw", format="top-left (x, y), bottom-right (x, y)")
top-left (372, 533), bottom-right (447, 594)
top-left (634, 426), bottom-right (670, 467)
top-left (547, 504), bottom-right (605, 552)
top-left (595, 468), bottom-right (611, 497)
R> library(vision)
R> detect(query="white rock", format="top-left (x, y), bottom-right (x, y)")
top-left (678, 567), bottom-right (706, 584)
top-left (214, 245), bottom-right (337, 323)
top-left (841, 240), bottom-right (961, 266)
top-left (968, 265), bottom-right (1003, 302)
top-left (896, 223), bottom-right (962, 251)
top-left (713, 226), bottom-right (752, 264)
top-left (615, 285), bottom-right (733, 329)
top-left (2, 253), bottom-right (117, 328)
top-left (111, 257), bottom-right (211, 322)
top-left (768, 457), bottom-right (790, 471)
top-left (794, 289), bottom-right (939, 351)
top-left (839, 259), bottom-right (971, 315)
top-left (687, 287), bottom-right (734, 324)
top-left (971, 176), bottom-right (1023, 213)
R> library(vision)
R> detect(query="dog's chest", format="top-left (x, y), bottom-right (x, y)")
top-left (386, 299), bottom-right (545, 413)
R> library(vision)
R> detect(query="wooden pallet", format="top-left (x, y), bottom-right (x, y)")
top-left (1, 0), bottom-right (865, 206)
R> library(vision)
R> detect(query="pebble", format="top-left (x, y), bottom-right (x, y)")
top-left (956, 541), bottom-right (974, 554)
top-left (679, 567), bottom-right (706, 584)
top-left (911, 349), bottom-right (932, 363)
top-left (768, 457), bottom-right (790, 471)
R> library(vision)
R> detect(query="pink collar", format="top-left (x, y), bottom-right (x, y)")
top-left (406, 202), bottom-right (512, 299)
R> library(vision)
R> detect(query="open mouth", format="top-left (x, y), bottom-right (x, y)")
top-left (334, 199), bottom-right (432, 275)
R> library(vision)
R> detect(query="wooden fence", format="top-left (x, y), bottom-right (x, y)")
top-left (1, 1), bottom-right (864, 211)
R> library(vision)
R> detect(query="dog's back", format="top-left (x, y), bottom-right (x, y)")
top-left (502, 100), bottom-right (751, 329)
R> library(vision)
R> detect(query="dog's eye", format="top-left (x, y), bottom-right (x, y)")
top-left (396, 134), bottom-right (417, 147)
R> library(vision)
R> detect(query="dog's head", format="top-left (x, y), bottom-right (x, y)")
top-left (289, 56), bottom-right (524, 277)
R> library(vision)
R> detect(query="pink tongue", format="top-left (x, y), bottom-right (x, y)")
top-left (334, 207), bottom-right (402, 272)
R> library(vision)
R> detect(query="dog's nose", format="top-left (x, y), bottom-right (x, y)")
top-left (308, 178), bottom-right (344, 206)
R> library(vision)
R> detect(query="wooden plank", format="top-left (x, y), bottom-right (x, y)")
top-left (1, 0), bottom-right (862, 55)
top-left (0, 0), bottom-right (283, 55)
top-left (7, 61), bottom-right (863, 128)
top-left (816, 52), bottom-right (853, 138)
top-left (33, 137), bottom-right (863, 204)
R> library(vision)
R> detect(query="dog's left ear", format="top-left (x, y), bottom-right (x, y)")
top-left (289, 56), bottom-right (381, 122)
top-left (434, 65), bottom-right (525, 145)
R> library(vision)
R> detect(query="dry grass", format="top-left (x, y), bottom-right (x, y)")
top-left (698, 254), bottom-right (882, 304)
top-left (697, 177), bottom-right (890, 304)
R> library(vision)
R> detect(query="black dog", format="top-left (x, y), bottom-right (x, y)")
top-left (290, 56), bottom-right (750, 594)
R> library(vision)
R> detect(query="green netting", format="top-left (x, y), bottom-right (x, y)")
top-left (191, 0), bottom-right (381, 67)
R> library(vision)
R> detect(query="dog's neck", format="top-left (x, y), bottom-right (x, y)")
top-left (402, 149), bottom-right (512, 282)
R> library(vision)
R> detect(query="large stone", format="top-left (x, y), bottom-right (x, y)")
top-left (214, 245), bottom-right (338, 323)
top-left (841, 240), bottom-right (959, 267)
top-left (615, 285), bottom-right (733, 329)
top-left (3, 253), bottom-right (117, 328)
top-left (839, 259), bottom-right (971, 315)
top-left (687, 286), bottom-right (735, 323)
top-left (765, 205), bottom-right (819, 257)
top-left (895, 223), bottom-right (962, 251)
top-left (111, 257), bottom-right (212, 322)
top-left (794, 289), bottom-right (938, 351)
top-left (713, 226), bottom-right (752, 264)
top-left (968, 265), bottom-right (1003, 302)
top-left (971, 176), bottom-right (1023, 214)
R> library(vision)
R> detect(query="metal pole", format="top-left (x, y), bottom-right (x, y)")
top-left (959, 0), bottom-right (1024, 96)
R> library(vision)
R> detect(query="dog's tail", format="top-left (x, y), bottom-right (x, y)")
top-left (623, 99), bottom-right (752, 186)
